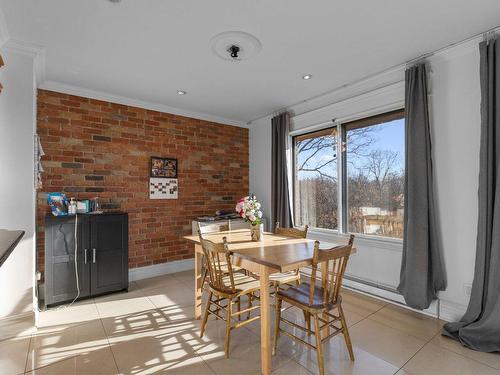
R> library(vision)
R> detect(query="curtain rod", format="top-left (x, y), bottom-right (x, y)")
top-left (248, 24), bottom-right (500, 125)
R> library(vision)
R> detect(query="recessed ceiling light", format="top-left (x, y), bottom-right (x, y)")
top-left (177, 90), bottom-right (187, 95)
top-left (302, 74), bottom-right (312, 80)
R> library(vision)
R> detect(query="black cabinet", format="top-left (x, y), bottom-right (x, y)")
top-left (44, 212), bottom-right (128, 306)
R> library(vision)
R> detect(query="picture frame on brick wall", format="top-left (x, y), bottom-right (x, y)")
top-left (150, 177), bottom-right (178, 200)
top-left (150, 156), bottom-right (178, 178)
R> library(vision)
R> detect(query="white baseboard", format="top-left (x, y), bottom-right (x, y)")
top-left (342, 278), bottom-right (468, 323)
top-left (0, 310), bottom-right (35, 340)
top-left (129, 259), bottom-right (195, 282)
top-left (439, 300), bottom-right (468, 323)
top-left (0, 310), bottom-right (34, 323)
top-left (342, 278), bottom-right (441, 319)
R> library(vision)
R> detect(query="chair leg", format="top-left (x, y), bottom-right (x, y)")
top-left (237, 296), bottom-right (241, 321)
top-left (303, 311), bottom-right (311, 333)
top-left (338, 304), bottom-right (355, 361)
top-left (201, 268), bottom-right (208, 288)
top-left (313, 314), bottom-right (325, 375)
top-left (224, 299), bottom-right (233, 358)
top-left (272, 297), bottom-right (282, 355)
top-left (200, 291), bottom-right (212, 338)
top-left (247, 293), bottom-right (253, 320)
top-left (274, 283), bottom-right (279, 308)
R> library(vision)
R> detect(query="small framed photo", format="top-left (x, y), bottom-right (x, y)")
top-left (150, 156), bottom-right (178, 178)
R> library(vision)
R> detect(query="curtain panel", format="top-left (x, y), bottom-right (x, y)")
top-left (271, 112), bottom-right (293, 229)
top-left (442, 37), bottom-right (500, 352)
top-left (398, 63), bottom-right (447, 310)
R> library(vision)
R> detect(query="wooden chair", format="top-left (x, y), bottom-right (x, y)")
top-left (272, 235), bottom-right (355, 375)
top-left (270, 222), bottom-right (309, 289)
top-left (198, 232), bottom-right (262, 358)
top-left (197, 221), bottom-right (233, 287)
top-left (198, 221), bottom-right (249, 320)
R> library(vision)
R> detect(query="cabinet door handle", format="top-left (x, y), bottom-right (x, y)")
top-left (84, 249), bottom-right (88, 264)
top-left (92, 248), bottom-right (96, 263)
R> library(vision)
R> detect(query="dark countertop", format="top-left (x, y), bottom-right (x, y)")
top-left (45, 211), bottom-right (126, 218)
top-left (194, 216), bottom-right (243, 222)
top-left (0, 229), bottom-right (25, 268)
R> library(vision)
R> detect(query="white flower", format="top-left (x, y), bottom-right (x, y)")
top-left (255, 202), bottom-right (261, 209)
top-left (257, 211), bottom-right (263, 218)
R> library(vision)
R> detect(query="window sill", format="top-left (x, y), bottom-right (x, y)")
top-left (303, 227), bottom-right (403, 253)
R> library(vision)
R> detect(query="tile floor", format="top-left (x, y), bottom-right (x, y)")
top-left (1, 270), bottom-right (500, 374)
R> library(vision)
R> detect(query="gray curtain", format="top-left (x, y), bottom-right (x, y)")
top-left (271, 112), bottom-right (293, 229)
top-left (398, 63), bottom-right (447, 310)
top-left (442, 38), bottom-right (500, 352)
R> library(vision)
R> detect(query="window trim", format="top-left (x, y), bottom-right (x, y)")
top-left (292, 108), bottom-right (405, 242)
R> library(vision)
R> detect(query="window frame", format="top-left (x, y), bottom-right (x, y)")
top-left (292, 108), bottom-right (405, 241)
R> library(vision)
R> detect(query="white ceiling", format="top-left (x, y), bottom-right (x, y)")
top-left (1, 0), bottom-right (500, 124)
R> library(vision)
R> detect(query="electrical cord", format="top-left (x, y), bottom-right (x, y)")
top-left (55, 214), bottom-right (80, 310)
top-left (67, 213), bottom-right (81, 306)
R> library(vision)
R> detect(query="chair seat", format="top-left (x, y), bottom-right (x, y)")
top-left (277, 282), bottom-right (340, 310)
top-left (218, 272), bottom-right (261, 296)
top-left (269, 271), bottom-right (300, 285)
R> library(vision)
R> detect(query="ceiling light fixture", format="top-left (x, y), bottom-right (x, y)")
top-left (177, 90), bottom-right (187, 95)
top-left (302, 74), bottom-right (313, 80)
top-left (210, 31), bottom-right (262, 62)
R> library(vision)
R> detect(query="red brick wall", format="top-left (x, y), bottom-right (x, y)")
top-left (36, 89), bottom-right (248, 271)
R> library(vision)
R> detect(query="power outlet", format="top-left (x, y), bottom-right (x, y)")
top-left (463, 283), bottom-right (472, 297)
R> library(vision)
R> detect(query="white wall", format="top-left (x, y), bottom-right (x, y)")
top-left (428, 40), bottom-right (481, 316)
top-left (249, 38), bottom-right (482, 321)
top-left (0, 47), bottom-right (37, 319)
top-left (249, 115), bottom-right (272, 218)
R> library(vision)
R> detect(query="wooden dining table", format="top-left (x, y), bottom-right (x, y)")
top-left (184, 228), bottom-right (355, 375)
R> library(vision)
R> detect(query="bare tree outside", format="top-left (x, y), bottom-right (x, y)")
top-left (294, 119), bottom-right (405, 238)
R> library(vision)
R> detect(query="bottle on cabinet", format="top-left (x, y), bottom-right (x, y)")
top-left (68, 198), bottom-right (77, 215)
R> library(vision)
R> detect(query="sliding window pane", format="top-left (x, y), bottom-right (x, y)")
top-left (346, 115), bottom-right (405, 239)
top-left (294, 128), bottom-right (338, 230)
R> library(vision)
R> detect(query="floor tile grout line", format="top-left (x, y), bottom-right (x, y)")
top-left (394, 328), bottom-right (443, 374)
top-left (361, 314), bottom-right (442, 343)
top-left (343, 302), bottom-right (387, 330)
top-left (423, 331), bottom-right (500, 372)
top-left (22, 334), bottom-right (32, 375)
top-left (24, 353), bottom-right (82, 373)
top-left (25, 298), bottom-right (106, 374)
top-left (97, 310), bottom-right (121, 374)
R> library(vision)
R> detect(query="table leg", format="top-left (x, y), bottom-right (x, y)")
top-left (195, 244), bottom-right (203, 320)
top-left (260, 265), bottom-right (272, 375)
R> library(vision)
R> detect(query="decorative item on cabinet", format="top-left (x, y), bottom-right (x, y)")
top-left (44, 212), bottom-right (128, 307)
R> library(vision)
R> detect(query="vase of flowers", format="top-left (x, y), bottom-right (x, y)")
top-left (235, 195), bottom-right (264, 241)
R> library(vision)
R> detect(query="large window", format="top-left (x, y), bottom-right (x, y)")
top-left (293, 110), bottom-right (405, 239)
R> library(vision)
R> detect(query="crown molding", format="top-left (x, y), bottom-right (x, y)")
top-left (2, 37), bottom-right (246, 128)
top-left (2, 39), bottom-right (46, 84)
top-left (39, 80), bottom-right (248, 128)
